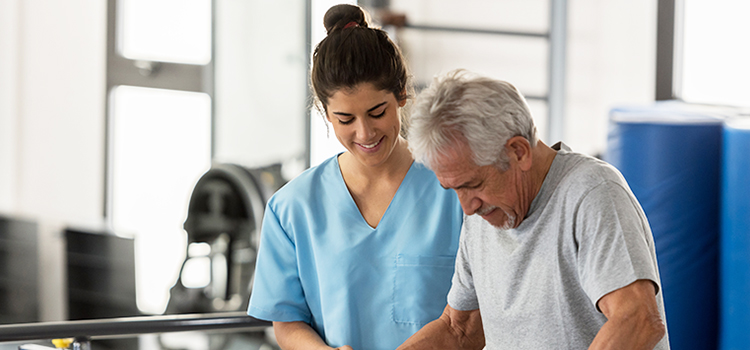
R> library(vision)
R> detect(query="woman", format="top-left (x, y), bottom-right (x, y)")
top-left (247, 5), bottom-right (462, 350)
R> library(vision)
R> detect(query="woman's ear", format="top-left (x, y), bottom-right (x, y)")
top-left (398, 89), bottom-right (408, 107)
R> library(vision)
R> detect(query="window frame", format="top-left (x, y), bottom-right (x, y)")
top-left (104, 0), bottom-right (216, 222)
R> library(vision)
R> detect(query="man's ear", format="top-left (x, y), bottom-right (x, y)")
top-left (506, 136), bottom-right (533, 171)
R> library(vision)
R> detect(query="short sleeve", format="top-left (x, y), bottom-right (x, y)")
top-left (247, 202), bottom-right (311, 322)
top-left (447, 218), bottom-right (480, 311)
top-left (575, 181), bottom-right (661, 310)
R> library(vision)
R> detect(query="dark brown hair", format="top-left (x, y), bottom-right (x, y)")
top-left (311, 4), bottom-right (410, 110)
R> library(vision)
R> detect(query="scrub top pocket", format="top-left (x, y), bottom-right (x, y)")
top-left (393, 254), bottom-right (456, 326)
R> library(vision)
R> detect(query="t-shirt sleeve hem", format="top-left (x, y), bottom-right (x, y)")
top-left (247, 305), bottom-right (312, 323)
top-left (447, 293), bottom-right (480, 311)
top-left (588, 275), bottom-right (661, 312)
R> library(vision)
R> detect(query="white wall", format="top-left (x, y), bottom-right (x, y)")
top-left (0, 0), bottom-right (20, 213)
top-left (566, 0), bottom-right (656, 156)
top-left (0, 0), bottom-right (107, 321)
top-left (213, 0), bottom-right (309, 169)
top-left (16, 1), bottom-right (106, 225)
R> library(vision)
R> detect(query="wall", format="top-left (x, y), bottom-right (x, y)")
top-left (566, 0), bottom-right (656, 156)
top-left (391, 0), bottom-right (656, 156)
top-left (0, 0), bottom-right (107, 321)
top-left (0, 0), bottom-right (20, 213)
top-left (213, 0), bottom-right (309, 170)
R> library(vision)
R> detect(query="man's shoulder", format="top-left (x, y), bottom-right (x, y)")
top-left (554, 151), bottom-right (626, 190)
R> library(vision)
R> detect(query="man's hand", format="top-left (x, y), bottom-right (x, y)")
top-left (589, 279), bottom-right (666, 349)
top-left (397, 305), bottom-right (485, 350)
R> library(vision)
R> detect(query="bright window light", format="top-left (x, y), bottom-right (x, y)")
top-left (119, 0), bottom-right (212, 64)
top-left (188, 242), bottom-right (211, 257)
top-left (181, 256), bottom-right (211, 289)
top-left (111, 85), bottom-right (211, 314)
top-left (680, 0), bottom-right (750, 107)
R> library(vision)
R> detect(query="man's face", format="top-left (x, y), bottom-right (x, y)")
top-left (433, 140), bottom-right (526, 229)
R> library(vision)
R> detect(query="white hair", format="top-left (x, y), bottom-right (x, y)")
top-left (408, 69), bottom-right (539, 170)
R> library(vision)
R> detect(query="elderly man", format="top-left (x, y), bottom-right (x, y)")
top-left (398, 70), bottom-right (669, 350)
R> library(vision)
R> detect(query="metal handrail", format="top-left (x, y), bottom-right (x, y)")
top-left (404, 23), bottom-right (548, 38)
top-left (0, 312), bottom-right (271, 343)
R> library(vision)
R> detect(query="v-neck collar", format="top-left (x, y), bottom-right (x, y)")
top-left (333, 154), bottom-right (417, 231)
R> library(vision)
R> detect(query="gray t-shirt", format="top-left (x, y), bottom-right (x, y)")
top-left (447, 143), bottom-right (670, 349)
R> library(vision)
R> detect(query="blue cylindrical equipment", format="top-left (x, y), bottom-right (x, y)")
top-left (606, 104), bottom-right (725, 350)
top-left (720, 117), bottom-right (750, 350)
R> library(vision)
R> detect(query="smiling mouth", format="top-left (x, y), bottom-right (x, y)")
top-left (358, 136), bottom-right (384, 149)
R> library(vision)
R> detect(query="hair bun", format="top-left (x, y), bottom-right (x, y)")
top-left (323, 4), bottom-right (367, 34)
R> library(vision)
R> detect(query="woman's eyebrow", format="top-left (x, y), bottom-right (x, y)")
top-left (367, 101), bottom-right (387, 112)
top-left (332, 101), bottom-right (387, 116)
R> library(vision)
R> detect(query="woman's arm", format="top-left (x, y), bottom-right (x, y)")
top-left (273, 321), bottom-right (353, 350)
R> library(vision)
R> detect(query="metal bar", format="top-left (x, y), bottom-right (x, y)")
top-left (0, 312), bottom-right (270, 342)
top-left (208, 0), bottom-right (217, 159)
top-left (404, 23), bottom-right (548, 39)
top-left (103, 0), bottom-right (117, 226)
top-left (524, 95), bottom-right (548, 102)
top-left (656, 0), bottom-right (676, 100)
top-left (547, 0), bottom-right (567, 143)
top-left (108, 56), bottom-right (208, 93)
top-left (414, 82), bottom-right (547, 102)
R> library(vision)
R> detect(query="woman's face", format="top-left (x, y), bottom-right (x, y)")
top-left (326, 82), bottom-right (406, 168)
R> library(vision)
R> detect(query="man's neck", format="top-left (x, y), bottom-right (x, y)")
top-left (529, 141), bottom-right (558, 202)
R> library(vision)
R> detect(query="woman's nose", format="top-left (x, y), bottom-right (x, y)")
top-left (356, 119), bottom-right (376, 140)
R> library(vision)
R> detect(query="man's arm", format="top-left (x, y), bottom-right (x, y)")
top-left (397, 305), bottom-right (484, 350)
top-left (273, 321), bottom-right (352, 350)
top-left (589, 279), bottom-right (666, 350)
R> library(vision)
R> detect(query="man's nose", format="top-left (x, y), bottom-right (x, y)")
top-left (457, 192), bottom-right (482, 216)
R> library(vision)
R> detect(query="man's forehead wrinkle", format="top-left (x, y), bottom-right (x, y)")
top-left (436, 162), bottom-right (481, 190)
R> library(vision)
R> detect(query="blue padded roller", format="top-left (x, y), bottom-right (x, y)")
top-left (720, 117), bottom-right (750, 350)
top-left (606, 103), bottom-right (726, 350)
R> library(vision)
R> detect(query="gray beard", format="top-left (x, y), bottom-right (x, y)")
top-left (496, 210), bottom-right (516, 230)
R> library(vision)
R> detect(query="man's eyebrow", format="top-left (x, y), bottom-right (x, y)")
top-left (332, 101), bottom-right (387, 116)
top-left (440, 180), bottom-right (478, 190)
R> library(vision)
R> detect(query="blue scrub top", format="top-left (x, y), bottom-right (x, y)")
top-left (248, 155), bottom-right (463, 350)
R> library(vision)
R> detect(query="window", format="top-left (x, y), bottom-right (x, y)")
top-left (678, 0), bottom-right (750, 107)
top-left (659, 0), bottom-right (750, 107)
top-left (106, 0), bottom-right (213, 314)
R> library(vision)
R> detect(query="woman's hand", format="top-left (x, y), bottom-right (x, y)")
top-left (274, 321), bottom-right (352, 350)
